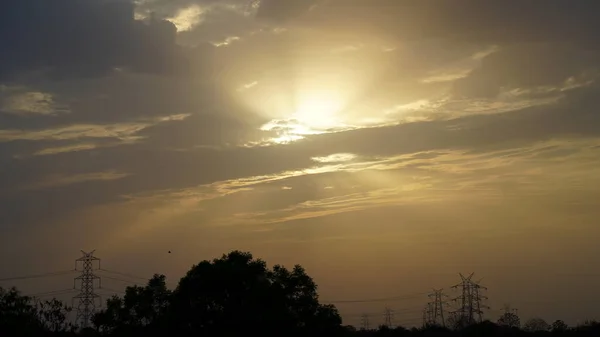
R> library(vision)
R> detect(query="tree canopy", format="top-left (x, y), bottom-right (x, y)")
top-left (93, 251), bottom-right (342, 336)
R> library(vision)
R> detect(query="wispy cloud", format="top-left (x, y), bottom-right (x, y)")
top-left (118, 137), bottom-right (600, 228)
top-left (1, 89), bottom-right (69, 116)
top-left (22, 171), bottom-right (130, 190)
top-left (0, 113), bottom-right (190, 143)
top-left (312, 153), bottom-right (357, 163)
top-left (32, 143), bottom-right (98, 156)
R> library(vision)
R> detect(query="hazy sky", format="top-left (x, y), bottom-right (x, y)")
top-left (1, 0), bottom-right (600, 327)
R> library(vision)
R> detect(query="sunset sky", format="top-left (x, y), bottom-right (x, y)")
top-left (2, 0), bottom-right (600, 327)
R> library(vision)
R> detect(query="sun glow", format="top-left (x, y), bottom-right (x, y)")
top-left (228, 36), bottom-right (403, 146)
top-left (251, 89), bottom-right (351, 145)
top-left (292, 91), bottom-right (345, 130)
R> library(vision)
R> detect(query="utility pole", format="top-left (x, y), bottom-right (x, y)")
top-left (384, 307), bottom-right (394, 328)
top-left (361, 313), bottom-right (370, 330)
top-left (450, 273), bottom-right (487, 327)
top-left (73, 250), bottom-right (102, 329)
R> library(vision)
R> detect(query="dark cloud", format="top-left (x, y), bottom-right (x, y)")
top-left (262, 0), bottom-right (600, 46)
top-left (0, 0), bottom-right (190, 82)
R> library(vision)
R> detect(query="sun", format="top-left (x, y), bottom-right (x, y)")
top-left (254, 89), bottom-right (349, 145)
top-left (292, 91), bottom-right (345, 131)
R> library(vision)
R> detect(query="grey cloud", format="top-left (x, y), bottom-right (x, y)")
top-left (0, 0), bottom-right (190, 82)
top-left (265, 1), bottom-right (600, 47)
top-left (453, 43), bottom-right (600, 98)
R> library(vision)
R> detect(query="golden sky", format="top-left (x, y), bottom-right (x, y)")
top-left (1, 0), bottom-right (600, 327)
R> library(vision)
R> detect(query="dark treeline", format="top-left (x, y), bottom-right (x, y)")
top-left (1, 251), bottom-right (599, 337)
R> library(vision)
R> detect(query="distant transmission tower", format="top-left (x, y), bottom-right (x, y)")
top-left (361, 313), bottom-right (370, 330)
top-left (502, 304), bottom-right (518, 315)
top-left (471, 278), bottom-right (489, 322)
top-left (423, 302), bottom-right (433, 327)
top-left (425, 288), bottom-right (447, 327)
top-left (384, 307), bottom-right (394, 328)
top-left (73, 250), bottom-right (102, 329)
top-left (450, 273), bottom-right (487, 327)
top-left (498, 304), bottom-right (521, 328)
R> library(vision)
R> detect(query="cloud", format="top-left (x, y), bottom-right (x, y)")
top-left (22, 170), bottom-right (130, 190)
top-left (3, 78), bottom-right (598, 231)
top-left (453, 43), bottom-right (600, 98)
top-left (312, 153), bottom-right (357, 163)
top-left (31, 143), bottom-right (99, 156)
top-left (0, 113), bottom-right (190, 143)
top-left (167, 4), bottom-right (206, 32)
top-left (268, 1), bottom-right (600, 46)
top-left (0, 86), bottom-right (69, 116)
top-left (0, 0), bottom-right (188, 81)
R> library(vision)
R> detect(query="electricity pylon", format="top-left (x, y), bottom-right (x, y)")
top-left (471, 278), bottom-right (489, 322)
top-left (361, 313), bottom-right (370, 330)
top-left (384, 307), bottom-right (394, 328)
top-left (450, 273), bottom-right (488, 327)
top-left (498, 304), bottom-right (521, 328)
top-left (425, 288), bottom-right (447, 327)
top-left (73, 250), bottom-right (102, 329)
top-left (423, 302), bottom-right (433, 327)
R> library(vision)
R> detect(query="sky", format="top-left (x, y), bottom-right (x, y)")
top-left (1, 0), bottom-right (600, 328)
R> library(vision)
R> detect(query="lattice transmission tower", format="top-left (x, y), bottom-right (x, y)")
top-left (384, 307), bottom-right (394, 328)
top-left (73, 250), bottom-right (102, 329)
top-left (424, 288), bottom-right (447, 327)
top-left (471, 278), bottom-right (489, 322)
top-left (423, 302), bottom-right (433, 328)
top-left (361, 313), bottom-right (370, 330)
top-left (450, 273), bottom-right (488, 327)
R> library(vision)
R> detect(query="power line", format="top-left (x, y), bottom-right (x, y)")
top-left (98, 268), bottom-right (149, 282)
top-left (344, 306), bottom-right (427, 318)
top-left (97, 268), bottom-right (177, 288)
top-left (30, 288), bottom-right (78, 298)
top-left (324, 292), bottom-right (428, 304)
top-left (97, 287), bottom-right (126, 295)
top-left (0, 270), bottom-right (77, 282)
top-left (98, 275), bottom-right (140, 285)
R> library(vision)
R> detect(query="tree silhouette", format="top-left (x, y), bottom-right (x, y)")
top-left (36, 298), bottom-right (75, 333)
top-left (92, 274), bottom-right (171, 334)
top-left (91, 251), bottom-right (342, 336)
top-left (523, 317), bottom-right (550, 332)
top-left (168, 250), bottom-right (342, 336)
top-left (1, 286), bottom-right (77, 336)
top-left (552, 320), bottom-right (569, 332)
top-left (498, 312), bottom-right (521, 328)
top-left (0, 287), bottom-right (43, 335)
